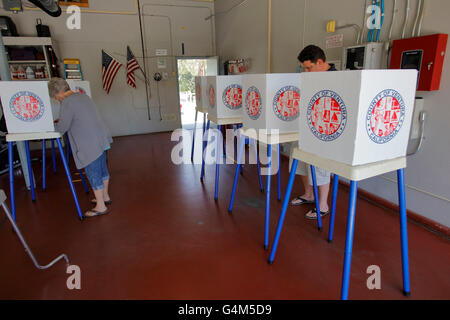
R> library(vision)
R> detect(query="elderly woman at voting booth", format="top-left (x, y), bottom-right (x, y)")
top-left (48, 78), bottom-right (113, 218)
top-left (0, 80), bottom-right (83, 220)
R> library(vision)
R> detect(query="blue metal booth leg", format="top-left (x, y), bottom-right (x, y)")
top-left (8, 142), bottom-right (16, 221)
top-left (228, 134), bottom-right (245, 213)
top-left (78, 169), bottom-right (90, 194)
top-left (200, 120), bottom-right (210, 181)
top-left (340, 180), bottom-right (358, 300)
top-left (42, 139), bottom-right (46, 191)
top-left (264, 144), bottom-right (272, 250)
top-left (56, 138), bottom-right (83, 220)
top-left (254, 139), bottom-right (264, 192)
top-left (238, 124), bottom-right (244, 175)
top-left (202, 114), bottom-right (206, 143)
top-left (268, 159), bottom-right (298, 264)
top-left (24, 141), bottom-right (36, 202)
top-left (397, 168), bottom-right (411, 296)
top-left (328, 174), bottom-right (339, 242)
top-left (222, 125), bottom-right (226, 158)
top-left (214, 125), bottom-right (222, 200)
top-left (191, 110), bottom-right (198, 163)
top-left (310, 165), bottom-right (322, 230)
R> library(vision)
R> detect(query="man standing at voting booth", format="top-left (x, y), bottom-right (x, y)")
top-left (290, 45), bottom-right (337, 220)
top-left (48, 78), bottom-right (113, 218)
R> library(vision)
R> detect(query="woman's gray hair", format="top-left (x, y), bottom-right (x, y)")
top-left (48, 77), bottom-right (71, 98)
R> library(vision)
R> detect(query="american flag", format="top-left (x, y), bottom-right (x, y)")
top-left (102, 50), bottom-right (122, 94)
top-left (127, 46), bottom-right (141, 88)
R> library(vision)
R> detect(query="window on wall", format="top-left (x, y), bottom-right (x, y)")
top-left (58, 0), bottom-right (89, 7)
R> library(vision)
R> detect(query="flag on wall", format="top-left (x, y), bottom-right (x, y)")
top-left (127, 46), bottom-right (141, 88)
top-left (102, 50), bottom-right (122, 94)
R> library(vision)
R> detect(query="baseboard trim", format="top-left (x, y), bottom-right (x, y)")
top-left (338, 180), bottom-right (450, 239)
top-left (279, 152), bottom-right (450, 238)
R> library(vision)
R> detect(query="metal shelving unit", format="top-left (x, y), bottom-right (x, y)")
top-left (2, 36), bottom-right (54, 81)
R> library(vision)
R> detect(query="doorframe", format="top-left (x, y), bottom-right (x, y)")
top-left (175, 56), bottom-right (219, 129)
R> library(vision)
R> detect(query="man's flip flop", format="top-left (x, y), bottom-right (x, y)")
top-left (84, 208), bottom-right (110, 218)
top-left (291, 196), bottom-right (314, 206)
top-left (305, 208), bottom-right (330, 220)
top-left (91, 199), bottom-right (112, 205)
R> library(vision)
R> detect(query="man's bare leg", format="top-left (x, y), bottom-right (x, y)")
top-left (318, 183), bottom-right (330, 212)
top-left (305, 182), bottom-right (330, 219)
top-left (291, 175), bottom-right (314, 205)
top-left (300, 175), bottom-right (314, 200)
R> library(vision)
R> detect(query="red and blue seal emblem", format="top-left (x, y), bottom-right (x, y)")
top-left (366, 89), bottom-right (406, 144)
top-left (245, 86), bottom-right (262, 120)
top-left (307, 90), bottom-right (347, 141)
top-left (222, 84), bottom-right (243, 110)
top-left (196, 83), bottom-right (202, 103)
top-left (272, 86), bottom-right (300, 121)
top-left (75, 86), bottom-right (86, 95)
top-left (9, 91), bottom-right (45, 122)
top-left (209, 85), bottom-right (215, 108)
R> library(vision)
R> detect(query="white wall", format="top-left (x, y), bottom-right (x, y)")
top-left (215, 0), bottom-right (450, 227)
top-left (0, 0), bottom-right (215, 136)
top-left (215, 0), bottom-right (268, 73)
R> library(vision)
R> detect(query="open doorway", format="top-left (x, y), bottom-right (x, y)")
top-left (176, 57), bottom-right (218, 129)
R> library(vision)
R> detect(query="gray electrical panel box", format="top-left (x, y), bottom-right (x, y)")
top-left (2, 0), bottom-right (22, 12)
top-left (342, 43), bottom-right (384, 70)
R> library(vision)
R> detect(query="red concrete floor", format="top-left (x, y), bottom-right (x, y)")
top-left (0, 133), bottom-right (448, 300)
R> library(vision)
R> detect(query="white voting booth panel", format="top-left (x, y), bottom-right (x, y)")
top-left (0, 81), bottom-right (55, 134)
top-left (67, 80), bottom-right (92, 97)
top-left (298, 69), bottom-right (418, 166)
top-left (195, 76), bottom-right (207, 109)
top-left (242, 73), bottom-right (301, 133)
top-left (206, 75), bottom-right (243, 119)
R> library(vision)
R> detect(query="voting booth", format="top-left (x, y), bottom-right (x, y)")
top-left (228, 74), bottom-right (301, 251)
top-left (298, 70), bottom-right (418, 166)
top-left (0, 81), bottom-right (55, 134)
top-left (242, 73), bottom-right (301, 133)
top-left (0, 81), bottom-right (84, 221)
top-left (67, 80), bottom-right (92, 98)
top-left (206, 75), bottom-right (243, 119)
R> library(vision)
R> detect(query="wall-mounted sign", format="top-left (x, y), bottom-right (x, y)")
top-left (326, 34), bottom-right (344, 49)
top-left (157, 59), bottom-right (167, 69)
top-left (156, 49), bottom-right (168, 56)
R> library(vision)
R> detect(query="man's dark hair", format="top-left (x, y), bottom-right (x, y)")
top-left (298, 45), bottom-right (327, 63)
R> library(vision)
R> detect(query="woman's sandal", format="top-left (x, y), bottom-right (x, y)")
top-left (84, 208), bottom-right (111, 218)
top-left (305, 208), bottom-right (330, 220)
top-left (91, 199), bottom-right (112, 205)
top-left (291, 196), bottom-right (314, 206)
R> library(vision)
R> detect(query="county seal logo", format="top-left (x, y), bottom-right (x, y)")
top-left (272, 86), bottom-right (300, 121)
top-left (9, 91), bottom-right (45, 122)
top-left (245, 86), bottom-right (262, 120)
top-left (366, 89), bottom-right (406, 144)
top-left (196, 84), bottom-right (202, 103)
top-left (222, 84), bottom-right (243, 110)
top-left (75, 87), bottom-right (86, 95)
top-left (307, 90), bottom-right (347, 142)
top-left (209, 85), bottom-right (216, 108)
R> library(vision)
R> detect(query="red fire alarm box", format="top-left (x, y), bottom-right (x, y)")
top-left (390, 34), bottom-right (448, 91)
